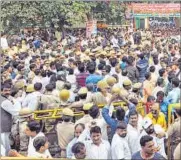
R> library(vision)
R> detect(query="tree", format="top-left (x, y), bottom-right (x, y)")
top-left (1, 1), bottom-right (127, 34)
top-left (1, 1), bottom-right (96, 33)
top-left (92, 2), bottom-right (127, 25)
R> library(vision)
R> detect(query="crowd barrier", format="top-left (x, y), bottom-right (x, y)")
top-left (3, 103), bottom-right (180, 159)
top-left (33, 102), bottom-right (180, 126)
top-left (33, 101), bottom-right (144, 120)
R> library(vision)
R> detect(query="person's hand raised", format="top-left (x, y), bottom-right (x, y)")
top-left (110, 93), bottom-right (119, 103)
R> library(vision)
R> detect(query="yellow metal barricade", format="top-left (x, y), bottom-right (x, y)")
top-left (136, 102), bottom-right (145, 117)
top-left (34, 108), bottom-right (84, 120)
top-left (97, 101), bottom-right (127, 108)
top-left (33, 101), bottom-right (144, 120)
top-left (167, 103), bottom-right (180, 127)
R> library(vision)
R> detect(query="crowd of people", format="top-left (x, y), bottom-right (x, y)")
top-left (1, 26), bottom-right (181, 159)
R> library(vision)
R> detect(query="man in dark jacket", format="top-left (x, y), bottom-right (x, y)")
top-left (126, 56), bottom-right (139, 83)
top-left (136, 53), bottom-right (149, 82)
top-left (1, 83), bottom-right (13, 156)
top-left (133, 29), bottom-right (141, 45)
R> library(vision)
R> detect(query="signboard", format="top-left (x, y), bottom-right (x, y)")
top-left (97, 22), bottom-right (108, 29)
top-left (131, 3), bottom-right (180, 17)
top-left (134, 13), bottom-right (180, 18)
top-left (86, 20), bottom-right (97, 38)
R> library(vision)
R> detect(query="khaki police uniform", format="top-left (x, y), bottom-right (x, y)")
top-left (167, 117), bottom-right (181, 158)
top-left (56, 108), bottom-right (75, 158)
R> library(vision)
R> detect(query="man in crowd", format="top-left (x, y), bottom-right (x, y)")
top-left (132, 135), bottom-right (166, 160)
top-left (1, 26), bottom-right (181, 159)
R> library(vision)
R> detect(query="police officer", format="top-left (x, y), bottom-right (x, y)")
top-left (56, 108), bottom-right (74, 158)
top-left (167, 108), bottom-right (181, 159)
top-left (10, 108), bottom-right (33, 156)
top-left (121, 79), bottom-right (132, 100)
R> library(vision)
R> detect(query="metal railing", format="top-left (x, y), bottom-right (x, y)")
top-left (33, 102), bottom-right (180, 127)
top-left (33, 101), bottom-right (144, 120)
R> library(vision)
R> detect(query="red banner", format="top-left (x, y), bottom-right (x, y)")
top-left (131, 3), bottom-right (180, 14)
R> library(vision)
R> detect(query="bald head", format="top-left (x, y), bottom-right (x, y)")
top-left (150, 103), bottom-right (160, 118)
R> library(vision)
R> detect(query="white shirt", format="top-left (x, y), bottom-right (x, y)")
top-left (1, 98), bottom-right (19, 116)
top-left (12, 98), bottom-right (22, 116)
top-left (41, 77), bottom-right (50, 88)
top-left (138, 128), bottom-right (167, 158)
top-left (75, 115), bottom-right (93, 126)
top-left (81, 40), bottom-right (88, 47)
top-left (66, 75), bottom-right (77, 91)
top-left (32, 76), bottom-right (42, 84)
top-left (27, 132), bottom-right (45, 156)
top-left (84, 140), bottom-right (111, 159)
top-left (22, 91), bottom-right (41, 111)
top-left (1, 37), bottom-right (8, 49)
top-left (152, 86), bottom-right (165, 98)
top-left (111, 37), bottom-right (119, 48)
top-left (127, 124), bottom-right (141, 155)
top-left (89, 118), bottom-right (108, 140)
top-left (34, 150), bottom-right (52, 158)
top-left (66, 137), bottom-right (78, 158)
top-left (111, 133), bottom-right (131, 159)
top-left (1, 144), bottom-right (6, 156)
top-left (110, 67), bottom-right (116, 75)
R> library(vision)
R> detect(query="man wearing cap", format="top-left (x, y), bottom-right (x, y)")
top-left (139, 117), bottom-right (167, 158)
top-left (59, 89), bottom-right (71, 107)
top-left (121, 79), bottom-right (132, 99)
top-left (39, 83), bottom-right (60, 110)
top-left (130, 82), bottom-right (142, 100)
top-left (22, 83), bottom-right (42, 111)
top-left (56, 108), bottom-right (74, 158)
top-left (90, 80), bottom-right (111, 106)
top-left (69, 87), bottom-right (89, 111)
top-left (14, 80), bottom-right (26, 91)
top-left (69, 87), bottom-right (89, 110)
top-left (75, 103), bottom-right (93, 126)
top-left (106, 76), bottom-right (117, 88)
top-left (10, 108), bottom-right (33, 156)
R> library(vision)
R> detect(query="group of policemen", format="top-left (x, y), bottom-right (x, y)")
top-left (1, 26), bottom-right (181, 159)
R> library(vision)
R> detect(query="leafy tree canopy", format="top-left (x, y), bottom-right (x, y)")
top-left (1, 1), bottom-right (127, 33)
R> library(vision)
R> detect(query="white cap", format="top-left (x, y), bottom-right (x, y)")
top-left (142, 117), bottom-right (152, 129)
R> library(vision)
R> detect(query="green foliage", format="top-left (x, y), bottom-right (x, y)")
top-left (1, 1), bottom-right (127, 34)
top-left (92, 1), bottom-right (127, 24)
